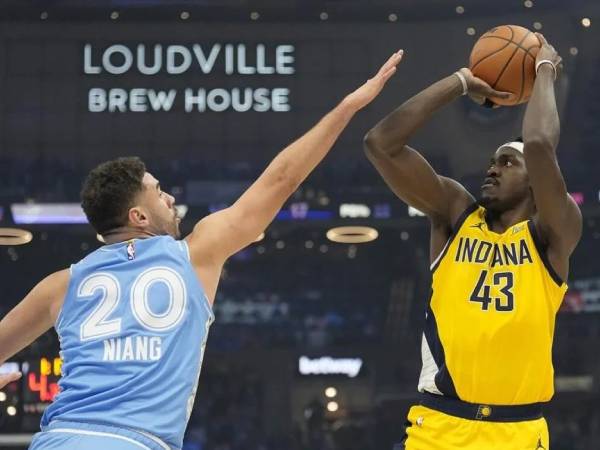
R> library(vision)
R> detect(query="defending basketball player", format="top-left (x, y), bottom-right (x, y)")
top-left (365, 35), bottom-right (580, 449)
top-left (0, 52), bottom-right (402, 450)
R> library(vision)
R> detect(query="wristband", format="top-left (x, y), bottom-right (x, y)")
top-left (454, 71), bottom-right (468, 96)
top-left (535, 59), bottom-right (557, 80)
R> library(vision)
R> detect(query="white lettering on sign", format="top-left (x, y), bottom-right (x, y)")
top-left (84, 43), bottom-right (295, 113)
top-left (339, 204), bottom-right (371, 218)
top-left (84, 43), bottom-right (295, 76)
top-left (298, 356), bottom-right (363, 378)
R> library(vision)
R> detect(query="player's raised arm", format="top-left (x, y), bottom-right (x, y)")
top-left (522, 34), bottom-right (582, 258)
top-left (185, 51), bottom-right (403, 296)
top-left (363, 70), bottom-right (510, 225)
top-left (0, 269), bottom-right (69, 375)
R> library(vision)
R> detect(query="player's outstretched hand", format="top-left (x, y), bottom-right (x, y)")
top-left (0, 371), bottom-right (22, 389)
top-left (535, 33), bottom-right (563, 79)
top-left (459, 67), bottom-right (512, 106)
top-left (343, 50), bottom-right (404, 111)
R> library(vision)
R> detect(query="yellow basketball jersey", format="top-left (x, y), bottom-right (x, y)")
top-left (418, 204), bottom-right (566, 405)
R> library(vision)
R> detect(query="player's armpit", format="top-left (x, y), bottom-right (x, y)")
top-left (523, 141), bottom-right (582, 255)
top-left (0, 269), bottom-right (69, 364)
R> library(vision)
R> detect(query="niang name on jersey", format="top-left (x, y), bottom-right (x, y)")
top-left (103, 336), bottom-right (162, 362)
top-left (454, 237), bottom-right (533, 267)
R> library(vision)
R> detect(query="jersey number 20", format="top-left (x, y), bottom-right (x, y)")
top-left (77, 267), bottom-right (187, 341)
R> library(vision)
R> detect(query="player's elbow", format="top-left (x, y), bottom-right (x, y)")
top-left (363, 129), bottom-right (385, 158)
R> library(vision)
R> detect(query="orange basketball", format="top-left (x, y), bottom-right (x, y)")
top-left (469, 25), bottom-right (541, 106)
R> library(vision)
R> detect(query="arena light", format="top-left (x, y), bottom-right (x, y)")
top-left (570, 47), bottom-right (579, 56)
top-left (320, 12), bottom-right (328, 21)
top-left (0, 392), bottom-right (6, 402)
top-left (455, 6), bottom-right (465, 14)
top-left (6, 406), bottom-right (17, 416)
top-left (408, 206), bottom-right (426, 217)
top-left (582, 18), bottom-right (591, 27)
top-left (325, 387), bottom-right (337, 398)
top-left (0, 228), bottom-right (33, 246)
top-left (326, 226), bottom-right (378, 244)
top-left (0, 363), bottom-right (20, 374)
top-left (327, 401), bottom-right (339, 412)
top-left (180, 11), bottom-right (190, 20)
top-left (11, 203), bottom-right (87, 224)
top-left (570, 192), bottom-right (584, 206)
top-left (533, 22), bottom-right (542, 30)
top-left (524, 0), bottom-right (533, 8)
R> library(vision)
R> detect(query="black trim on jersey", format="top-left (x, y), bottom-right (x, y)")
top-left (424, 303), bottom-right (458, 398)
top-left (431, 202), bottom-right (479, 273)
top-left (420, 392), bottom-right (544, 422)
top-left (527, 220), bottom-right (564, 286)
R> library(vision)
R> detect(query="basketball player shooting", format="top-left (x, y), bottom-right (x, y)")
top-left (0, 52), bottom-right (402, 450)
top-left (365, 34), bottom-right (581, 449)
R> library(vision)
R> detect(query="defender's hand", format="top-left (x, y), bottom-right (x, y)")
top-left (343, 50), bottom-right (404, 111)
top-left (535, 33), bottom-right (563, 79)
top-left (0, 372), bottom-right (22, 389)
top-left (459, 68), bottom-right (512, 106)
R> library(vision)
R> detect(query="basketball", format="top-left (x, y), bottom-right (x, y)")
top-left (469, 25), bottom-right (541, 106)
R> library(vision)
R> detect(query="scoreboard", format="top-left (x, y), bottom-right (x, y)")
top-left (0, 357), bottom-right (61, 431)
top-left (23, 357), bottom-right (62, 410)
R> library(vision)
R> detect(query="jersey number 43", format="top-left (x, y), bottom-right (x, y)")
top-left (469, 270), bottom-right (515, 312)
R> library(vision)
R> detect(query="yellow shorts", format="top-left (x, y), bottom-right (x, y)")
top-left (401, 405), bottom-right (550, 450)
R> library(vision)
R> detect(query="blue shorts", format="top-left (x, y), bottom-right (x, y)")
top-left (29, 420), bottom-right (171, 450)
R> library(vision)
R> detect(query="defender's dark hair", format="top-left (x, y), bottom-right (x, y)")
top-left (81, 157), bottom-right (146, 234)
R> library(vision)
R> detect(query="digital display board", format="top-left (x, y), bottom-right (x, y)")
top-left (22, 357), bottom-right (62, 411)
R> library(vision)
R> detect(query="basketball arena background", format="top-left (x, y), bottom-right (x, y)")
top-left (0, 0), bottom-right (599, 449)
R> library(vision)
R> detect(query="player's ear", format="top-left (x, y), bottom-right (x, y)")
top-left (128, 206), bottom-right (149, 227)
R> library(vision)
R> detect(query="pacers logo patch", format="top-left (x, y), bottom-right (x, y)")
top-left (126, 240), bottom-right (136, 260)
top-left (476, 405), bottom-right (492, 419)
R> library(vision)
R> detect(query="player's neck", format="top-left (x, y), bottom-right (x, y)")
top-left (484, 203), bottom-right (534, 234)
top-left (101, 227), bottom-right (156, 245)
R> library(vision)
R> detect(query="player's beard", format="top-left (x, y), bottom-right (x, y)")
top-left (148, 210), bottom-right (180, 239)
top-left (165, 213), bottom-right (181, 239)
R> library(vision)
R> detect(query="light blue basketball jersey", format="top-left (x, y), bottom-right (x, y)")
top-left (40, 236), bottom-right (214, 450)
